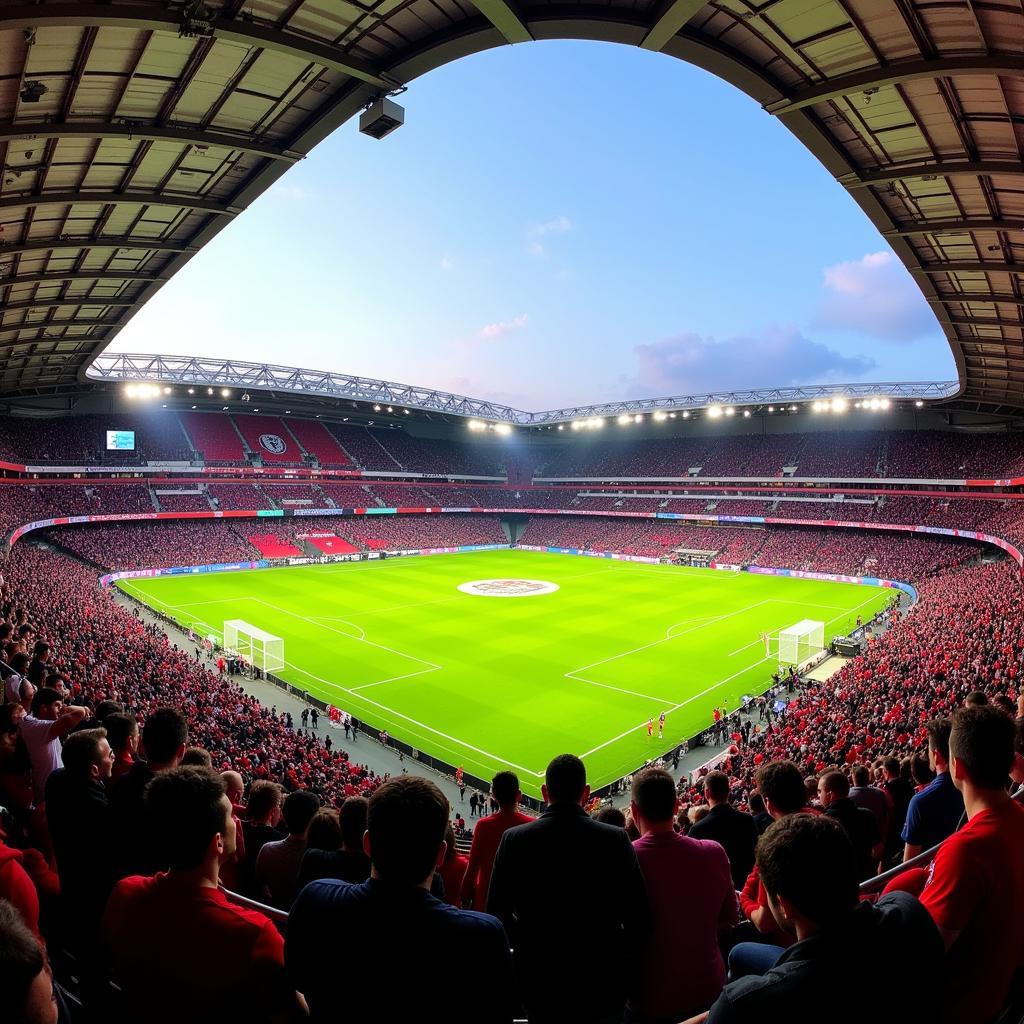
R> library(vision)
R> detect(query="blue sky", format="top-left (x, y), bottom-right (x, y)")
top-left (111, 40), bottom-right (955, 410)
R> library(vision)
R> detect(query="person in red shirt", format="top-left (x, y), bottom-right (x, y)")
top-left (102, 766), bottom-right (305, 1024)
top-left (920, 706), bottom-right (1024, 1024)
top-left (461, 771), bottom-right (533, 911)
top-left (439, 824), bottom-right (469, 905)
top-left (103, 712), bottom-right (139, 781)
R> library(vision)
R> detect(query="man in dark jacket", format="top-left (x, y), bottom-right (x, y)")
top-left (705, 814), bottom-right (942, 1023)
top-left (45, 728), bottom-right (116, 948)
top-left (287, 777), bottom-right (514, 1023)
top-left (688, 770), bottom-right (759, 888)
top-left (487, 754), bottom-right (649, 1024)
top-left (817, 771), bottom-right (880, 880)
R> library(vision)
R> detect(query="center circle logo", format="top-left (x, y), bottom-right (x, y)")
top-left (259, 433), bottom-right (287, 455)
top-left (458, 578), bottom-right (560, 598)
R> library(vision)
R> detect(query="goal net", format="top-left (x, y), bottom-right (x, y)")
top-left (223, 619), bottom-right (285, 673)
top-left (776, 619), bottom-right (825, 669)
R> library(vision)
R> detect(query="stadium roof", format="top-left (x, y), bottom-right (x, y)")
top-left (0, 1), bottom-right (1022, 411)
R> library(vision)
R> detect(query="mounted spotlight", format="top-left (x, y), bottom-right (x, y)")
top-left (359, 97), bottom-right (405, 140)
top-left (20, 81), bottom-right (47, 104)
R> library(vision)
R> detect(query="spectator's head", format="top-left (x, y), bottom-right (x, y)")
top-left (911, 753), bottom-right (934, 788)
top-left (29, 687), bottom-right (62, 721)
top-left (882, 757), bottom-right (901, 782)
top-left (0, 899), bottom-right (57, 1024)
top-left (339, 796), bottom-right (368, 853)
top-left (365, 777), bottom-right (448, 886)
top-left (543, 754), bottom-right (588, 806)
top-left (926, 718), bottom-right (952, 773)
top-left (964, 690), bottom-right (988, 708)
top-left (755, 760), bottom-right (807, 818)
top-left (31, 641), bottom-right (49, 663)
top-left (282, 789), bottom-right (321, 837)
top-left (246, 781), bottom-right (283, 826)
top-left (688, 805), bottom-right (709, 825)
top-left (630, 767), bottom-right (678, 834)
top-left (1011, 718), bottom-right (1024, 788)
top-left (0, 704), bottom-right (23, 759)
top-left (757, 814), bottom-right (858, 937)
top-left (593, 806), bottom-right (626, 828)
top-left (61, 728), bottom-right (113, 782)
top-left (141, 707), bottom-right (188, 769)
top-left (104, 713), bottom-right (139, 759)
top-left (490, 770), bottom-right (521, 809)
top-left (816, 770), bottom-right (849, 808)
top-left (145, 767), bottom-right (234, 873)
top-left (804, 776), bottom-right (819, 804)
top-left (949, 707), bottom-right (1015, 796)
top-left (991, 694), bottom-right (1016, 718)
top-left (220, 770), bottom-right (244, 806)
top-left (851, 764), bottom-right (870, 788)
top-left (306, 809), bottom-right (342, 852)
top-left (180, 746), bottom-right (212, 768)
top-left (94, 699), bottom-right (123, 723)
top-left (749, 792), bottom-right (766, 816)
top-left (703, 770), bottom-right (731, 805)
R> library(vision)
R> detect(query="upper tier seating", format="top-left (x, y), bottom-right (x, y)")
top-left (232, 414), bottom-right (304, 464)
top-left (179, 411), bottom-right (246, 463)
top-left (283, 418), bottom-right (352, 466)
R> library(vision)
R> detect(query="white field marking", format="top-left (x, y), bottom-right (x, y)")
top-left (561, 675), bottom-right (679, 705)
top-left (307, 616), bottom-right (366, 640)
top-left (565, 600), bottom-right (773, 678)
top-left (249, 597), bottom-right (441, 671)
top-left (728, 592), bottom-right (888, 657)
top-left (277, 659), bottom-right (542, 777)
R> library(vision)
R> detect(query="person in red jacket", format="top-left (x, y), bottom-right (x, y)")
top-left (461, 771), bottom-right (533, 911)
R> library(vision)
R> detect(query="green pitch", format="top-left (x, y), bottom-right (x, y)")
top-left (117, 549), bottom-right (891, 796)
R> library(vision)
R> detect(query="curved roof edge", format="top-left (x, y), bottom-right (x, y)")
top-left (86, 352), bottom-right (960, 425)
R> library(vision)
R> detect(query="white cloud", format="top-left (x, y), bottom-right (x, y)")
top-left (814, 250), bottom-right (938, 341)
top-left (626, 325), bottom-right (875, 398)
top-left (440, 255), bottom-right (454, 272)
top-left (479, 313), bottom-right (528, 340)
top-left (527, 215), bottom-right (572, 257)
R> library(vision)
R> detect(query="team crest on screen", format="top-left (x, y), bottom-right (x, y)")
top-left (457, 579), bottom-right (560, 598)
top-left (259, 434), bottom-right (287, 455)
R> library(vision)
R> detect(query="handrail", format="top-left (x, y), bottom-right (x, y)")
top-left (859, 788), bottom-right (1024, 895)
top-left (221, 885), bottom-right (289, 925)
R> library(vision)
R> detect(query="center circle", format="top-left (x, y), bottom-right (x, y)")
top-left (458, 578), bottom-right (560, 598)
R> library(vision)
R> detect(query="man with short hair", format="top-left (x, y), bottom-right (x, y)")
top-left (241, 780), bottom-right (284, 896)
top-left (881, 756), bottom-right (914, 860)
top-left (902, 718), bottom-right (964, 861)
top-left (687, 770), bottom-right (758, 889)
top-left (287, 777), bottom-right (515, 1023)
top-left (817, 771), bottom-right (880, 880)
top-left (0, 898), bottom-right (58, 1024)
top-left (487, 754), bottom-right (649, 1024)
top-left (919, 707), bottom-right (1024, 1024)
top-left (702, 815), bottom-right (942, 1023)
top-left (628, 768), bottom-right (736, 1024)
top-left (110, 706), bottom-right (188, 877)
top-left (298, 795), bottom-right (371, 887)
top-left (19, 686), bottom-right (87, 801)
top-left (103, 767), bottom-right (304, 1023)
top-left (45, 728), bottom-right (116, 946)
top-left (256, 788), bottom-right (321, 909)
top-left (848, 763), bottom-right (890, 839)
top-left (462, 770), bottom-right (533, 911)
top-left (103, 712), bottom-right (139, 780)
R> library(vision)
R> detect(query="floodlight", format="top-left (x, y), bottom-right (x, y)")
top-left (708, 406), bottom-right (722, 418)
top-left (831, 397), bottom-right (848, 413)
top-left (669, 412), bottom-right (677, 419)
top-left (387, 406), bottom-right (393, 412)
top-left (725, 407), bottom-right (735, 417)
top-left (188, 388), bottom-right (195, 395)
top-left (633, 414), bottom-right (643, 423)
top-left (915, 400), bottom-right (924, 407)
top-left (359, 97), bottom-right (405, 140)
top-left (125, 384), bottom-right (137, 398)
top-left (495, 423), bottom-right (512, 435)
top-left (743, 410), bottom-right (751, 418)
top-left (557, 424), bottom-right (564, 430)
top-left (790, 405), bottom-right (798, 412)
top-left (617, 414), bottom-right (631, 425)
top-left (682, 410), bottom-right (690, 419)
top-left (163, 386), bottom-right (171, 394)
top-left (768, 406), bottom-right (774, 413)
top-left (207, 387), bottom-right (214, 395)
top-left (590, 418), bottom-right (604, 429)
top-left (221, 388), bottom-right (230, 397)
top-left (879, 398), bottom-right (891, 409)
top-left (373, 404), bottom-right (381, 412)
top-left (653, 411), bottom-right (667, 422)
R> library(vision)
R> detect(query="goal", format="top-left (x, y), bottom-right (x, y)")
top-left (223, 619), bottom-right (285, 673)
top-left (771, 619), bottom-right (825, 669)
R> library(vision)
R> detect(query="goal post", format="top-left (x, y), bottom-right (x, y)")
top-left (777, 619), bottom-right (825, 669)
top-left (223, 619), bottom-right (285, 673)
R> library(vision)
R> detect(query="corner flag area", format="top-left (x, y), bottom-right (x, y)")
top-left (117, 549), bottom-right (891, 796)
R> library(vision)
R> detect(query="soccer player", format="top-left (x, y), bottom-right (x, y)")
top-left (646, 718), bottom-right (654, 739)
top-left (658, 711), bottom-right (666, 739)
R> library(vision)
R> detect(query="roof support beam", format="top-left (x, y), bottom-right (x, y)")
top-left (843, 161), bottom-right (1024, 187)
top-left (0, 271), bottom-right (165, 289)
top-left (641, 0), bottom-right (708, 52)
top-left (765, 55), bottom-right (1024, 115)
top-left (468, 0), bottom-right (532, 43)
top-left (0, 318), bottom-right (123, 334)
top-left (0, 5), bottom-right (398, 89)
top-left (938, 316), bottom-right (1024, 331)
top-left (913, 263), bottom-right (1024, 276)
top-left (0, 123), bottom-right (302, 163)
top-left (0, 298), bottom-right (140, 314)
top-left (884, 218), bottom-right (1024, 237)
top-left (0, 191), bottom-right (239, 216)
top-left (929, 294), bottom-right (1024, 309)
top-left (0, 238), bottom-right (195, 258)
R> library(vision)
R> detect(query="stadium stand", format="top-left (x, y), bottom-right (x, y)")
top-left (178, 412), bottom-right (246, 464)
top-left (281, 419), bottom-right (352, 467)
top-left (232, 414), bottom-right (305, 465)
top-left (247, 534), bottom-right (305, 559)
